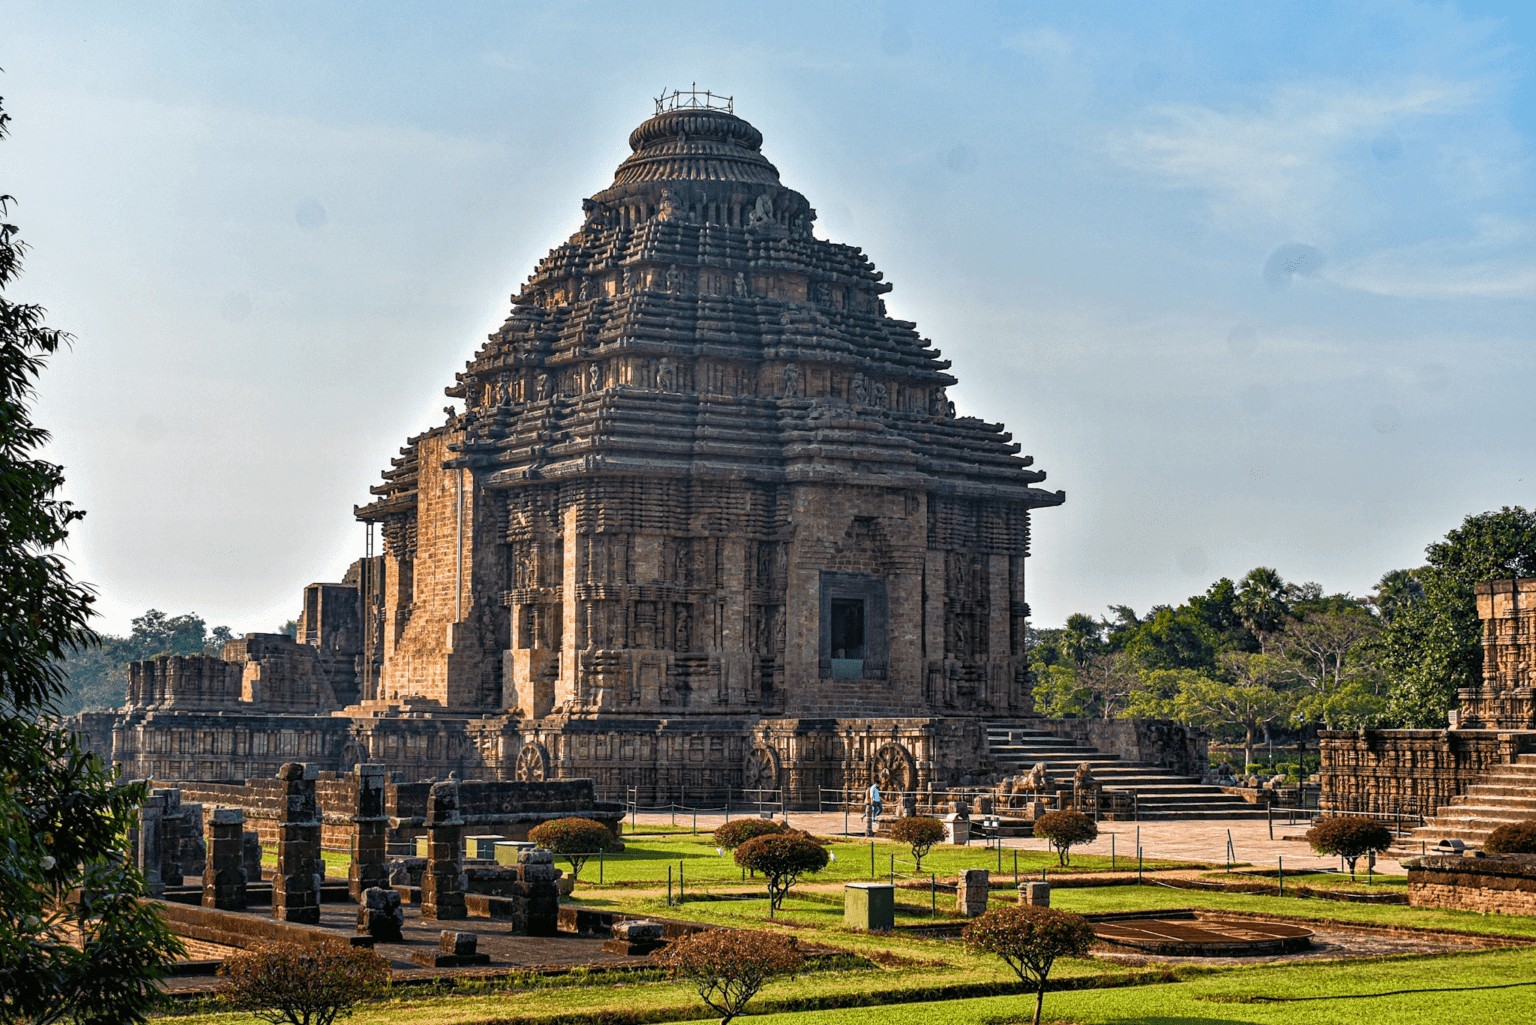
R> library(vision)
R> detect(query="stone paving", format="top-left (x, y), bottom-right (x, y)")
top-left (627, 810), bottom-right (1411, 875)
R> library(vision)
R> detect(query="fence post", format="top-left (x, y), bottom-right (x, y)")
top-left (889, 852), bottom-right (894, 885)
top-left (599, 849), bottom-right (604, 885)
top-left (680, 860), bottom-right (685, 903)
top-left (1277, 854), bottom-right (1283, 898)
top-left (870, 841), bottom-right (875, 881)
top-left (1111, 833), bottom-right (1116, 872)
top-left (1267, 803), bottom-right (1273, 841)
top-left (1013, 848), bottom-right (1019, 884)
top-left (667, 864), bottom-right (673, 906)
top-left (931, 873), bottom-right (936, 917)
top-left (1137, 847), bottom-right (1143, 884)
top-left (725, 794), bottom-right (731, 823)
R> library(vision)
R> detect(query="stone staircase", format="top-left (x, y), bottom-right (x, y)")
top-left (1403, 753), bottom-right (1536, 851)
top-left (986, 722), bottom-right (1268, 820)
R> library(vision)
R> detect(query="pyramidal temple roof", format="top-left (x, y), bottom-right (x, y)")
top-left (360, 99), bottom-right (1062, 517)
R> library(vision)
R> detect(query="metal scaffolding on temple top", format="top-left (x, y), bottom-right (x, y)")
top-left (655, 83), bottom-right (733, 114)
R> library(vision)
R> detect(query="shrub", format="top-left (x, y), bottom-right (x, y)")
top-left (963, 904), bottom-right (1096, 1025)
top-left (1484, 820), bottom-right (1536, 855)
top-left (712, 818), bottom-right (787, 850)
top-left (527, 817), bottom-right (620, 886)
top-left (733, 833), bottom-right (830, 916)
top-left (1032, 810), bottom-right (1098, 866)
top-left (219, 940), bottom-right (390, 1025)
top-left (888, 816), bottom-right (947, 872)
top-left (1305, 815), bottom-right (1394, 879)
top-left (657, 928), bottom-right (802, 1024)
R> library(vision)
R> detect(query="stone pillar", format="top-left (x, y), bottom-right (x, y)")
top-left (958, 868), bottom-right (990, 917)
top-left (422, 778), bottom-right (466, 921)
top-left (136, 788), bottom-right (168, 896)
top-left (203, 808), bottom-right (248, 910)
top-left (242, 831), bottom-right (264, 882)
top-left (157, 788), bottom-right (185, 887)
top-left (943, 813), bottom-right (970, 845)
top-left (272, 762), bottom-right (323, 924)
top-left (1019, 881), bottom-right (1050, 907)
top-left (349, 763), bottom-right (390, 902)
top-left (179, 802), bottom-right (207, 880)
top-left (518, 848), bottom-right (560, 936)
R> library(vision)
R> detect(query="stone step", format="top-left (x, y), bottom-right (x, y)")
top-left (1452, 792), bottom-right (1536, 810)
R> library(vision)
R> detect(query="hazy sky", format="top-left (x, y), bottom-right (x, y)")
top-left (5, 2), bottom-right (1534, 636)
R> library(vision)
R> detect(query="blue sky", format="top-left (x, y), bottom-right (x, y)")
top-left (5, 2), bottom-right (1534, 634)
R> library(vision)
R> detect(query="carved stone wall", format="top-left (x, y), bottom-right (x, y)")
top-left (1317, 730), bottom-right (1517, 816)
top-left (81, 101), bottom-right (1064, 803)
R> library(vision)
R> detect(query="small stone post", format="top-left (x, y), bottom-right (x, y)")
top-left (272, 762), bottom-right (323, 924)
top-left (1019, 881), bottom-right (1051, 907)
top-left (349, 763), bottom-right (390, 901)
top-left (958, 868), bottom-right (990, 917)
top-left (422, 777), bottom-right (466, 921)
top-left (203, 808), bottom-right (248, 910)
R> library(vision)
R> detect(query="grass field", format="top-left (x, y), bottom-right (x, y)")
top-left (207, 835), bottom-right (1536, 1025)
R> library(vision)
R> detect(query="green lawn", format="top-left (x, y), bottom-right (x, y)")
top-left (196, 841), bottom-right (1536, 1025)
top-left (580, 833), bottom-right (1192, 889)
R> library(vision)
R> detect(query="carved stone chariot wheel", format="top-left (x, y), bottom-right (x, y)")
top-left (514, 741), bottom-right (549, 782)
top-left (743, 744), bottom-right (781, 793)
top-left (870, 742), bottom-right (915, 793)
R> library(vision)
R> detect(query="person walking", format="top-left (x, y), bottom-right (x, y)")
top-left (866, 780), bottom-right (883, 836)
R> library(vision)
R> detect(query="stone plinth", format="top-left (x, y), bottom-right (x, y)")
top-left (202, 807), bottom-right (248, 910)
top-left (272, 762), bottom-right (323, 924)
top-left (943, 814), bottom-right (969, 845)
top-left (464, 834), bottom-right (506, 860)
top-left (494, 841), bottom-right (537, 865)
top-left (1018, 881), bottom-right (1050, 907)
top-left (958, 868), bottom-right (989, 917)
top-left (602, 919), bottom-right (666, 955)
top-left (844, 882), bottom-right (895, 932)
top-left (422, 778), bottom-right (466, 921)
top-left (357, 886), bottom-right (404, 941)
top-left (1406, 854), bottom-right (1536, 915)
top-left (413, 930), bottom-right (489, 968)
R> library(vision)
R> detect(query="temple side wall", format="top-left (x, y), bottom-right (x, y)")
top-left (1317, 729), bottom-right (1527, 816)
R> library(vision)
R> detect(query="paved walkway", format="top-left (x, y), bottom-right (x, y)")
top-left (627, 810), bottom-right (1409, 875)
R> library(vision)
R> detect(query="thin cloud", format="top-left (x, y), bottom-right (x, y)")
top-left (1328, 218), bottom-right (1536, 300)
top-left (1107, 77), bottom-right (1485, 233)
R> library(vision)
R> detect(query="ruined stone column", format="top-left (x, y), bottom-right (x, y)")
top-left (349, 763), bottom-right (390, 902)
top-left (157, 788), bottom-right (185, 887)
top-left (421, 777), bottom-right (466, 921)
top-left (203, 808), bottom-right (248, 910)
top-left (136, 788), bottom-right (168, 896)
top-left (272, 762), bottom-right (323, 924)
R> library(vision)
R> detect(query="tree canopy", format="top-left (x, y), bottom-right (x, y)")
top-left (0, 91), bottom-right (182, 1023)
top-left (1027, 509), bottom-right (1536, 746)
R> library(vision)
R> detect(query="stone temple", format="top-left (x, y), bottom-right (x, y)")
top-left (83, 95), bottom-right (1073, 803)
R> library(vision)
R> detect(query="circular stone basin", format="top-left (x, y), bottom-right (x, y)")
top-left (1092, 915), bottom-right (1313, 957)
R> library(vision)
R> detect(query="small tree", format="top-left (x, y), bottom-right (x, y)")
top-left (963, 904), bottom-right (1097, 1025)
top-left (712, 818), bottom-right (786, 851)
top-left (657, 928), bottom-right (802, 1025)
top-left (219, 940), bottom-right (390, 1025)
top-left (1305, 815), bottom-right (1393, 879)
top-left (1032, 810), bottom-right (1098, 867)
top-left (733, 833), bottom-right (829, 916)
top-left (1483, 820), bottom-right (1536, 855)
top-left (527, 817), bottom-right (620, 888)
top-left (888, 816), bottom-right (947, 872)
